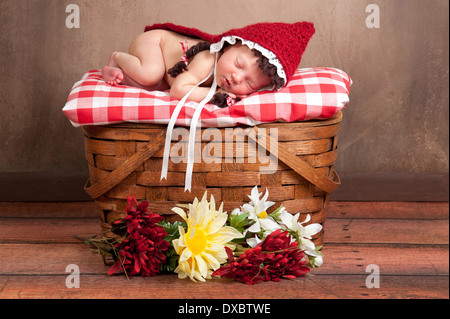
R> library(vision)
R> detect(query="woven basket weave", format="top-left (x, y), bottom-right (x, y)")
top-left (81, 111), bottom-right (342, 246)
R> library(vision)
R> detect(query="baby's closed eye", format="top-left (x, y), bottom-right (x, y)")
top-left (246, 80), bottom-right (256, 90)
top-left (235, 57), bottom-right (243, 69)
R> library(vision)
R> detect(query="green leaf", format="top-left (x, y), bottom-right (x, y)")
top-left (229, 212), bottom-right (249, 232)
top-left (160, 250), bottom-right (179, 273)
top-left (315, 245), bottom-right (324, 256)
top-left (159, 220), bottom-right (187, 243)
top-left (157, 221), bottom-right (187, 273)
top-left (269, 204), bottom-right (284, 221)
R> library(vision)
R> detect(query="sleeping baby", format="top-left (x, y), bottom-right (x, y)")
top-left (102, 22), bottom-right (315, 107)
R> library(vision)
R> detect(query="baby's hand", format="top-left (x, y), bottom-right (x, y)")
top-left (211, 89), bottom-right (243, 108)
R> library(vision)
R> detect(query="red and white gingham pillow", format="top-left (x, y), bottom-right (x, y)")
top-left (62, 67), bottom-right (351, 127)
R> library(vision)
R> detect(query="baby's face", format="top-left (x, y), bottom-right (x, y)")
top-left (216, 43), bottom-right (271, 96)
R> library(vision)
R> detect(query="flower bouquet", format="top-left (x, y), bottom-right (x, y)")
top-left (77, 186), bottom-right (324, 284)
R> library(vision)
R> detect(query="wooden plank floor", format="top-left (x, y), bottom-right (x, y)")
top-left (0, 201), bottom-right (448, 299)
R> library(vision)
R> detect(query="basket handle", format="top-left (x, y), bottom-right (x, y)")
top-left (248, 126), bottom-right (340, 194)
top-left (84, 129), bottom-right (167, 199)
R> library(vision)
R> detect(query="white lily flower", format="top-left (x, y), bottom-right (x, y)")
top-left (246, 234), bottom-right (263, 248)
top-left (241, 186), bottom-right (280, 235)
top-left (242, 186), bottom-right (275, 215)
top-left (280, 211), bottom-right (322, 256)
top-left (311, 254), bottom-right (323, 267)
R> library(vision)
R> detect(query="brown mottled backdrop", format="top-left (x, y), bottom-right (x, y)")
top-left (0, 0), bottom-right (448, 201)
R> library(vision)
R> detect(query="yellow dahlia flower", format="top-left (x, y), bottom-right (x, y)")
top-left (172, 192), bottom-right (243, 282)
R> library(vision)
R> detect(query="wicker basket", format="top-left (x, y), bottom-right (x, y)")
top-left (82, 111), bottom-right (342, 246)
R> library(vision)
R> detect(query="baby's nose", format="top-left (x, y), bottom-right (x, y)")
top-left (232, 72), bottom-right (243, 84)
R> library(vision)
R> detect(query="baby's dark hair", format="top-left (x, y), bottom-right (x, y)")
top-left (168, 40), bottom-right (284, 108)
top-left (167, 42), bottom-right (211, 78)
top-left (252, 49), bottom-right (285, 90)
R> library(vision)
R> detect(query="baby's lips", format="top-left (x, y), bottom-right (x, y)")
top-left (221, 76), bottom-right (231, 90)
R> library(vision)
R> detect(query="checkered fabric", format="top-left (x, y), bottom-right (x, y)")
top-left (62, 67), bottom-right (351, 127)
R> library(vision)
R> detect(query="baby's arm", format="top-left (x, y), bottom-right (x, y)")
top-left (170, 51), bottom-right (216, 102)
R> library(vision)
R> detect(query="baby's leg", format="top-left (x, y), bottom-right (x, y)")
top-left (102, 53), bottom-right (168, 90)
top-left (113, 31), bottom-right (166, 87)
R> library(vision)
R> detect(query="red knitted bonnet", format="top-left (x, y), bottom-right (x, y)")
top-left (145, 22), bottom-right (315, 88)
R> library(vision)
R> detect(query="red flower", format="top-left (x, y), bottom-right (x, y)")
top-left (212, 229), bottom-right (310, 284)
top-left (123, 196), bottom-right (161, 234)
top-left (108, 231), bottom-right (169, 276)
top-left (108, 196), bottom-right (170, 277)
